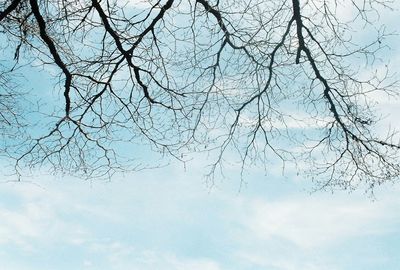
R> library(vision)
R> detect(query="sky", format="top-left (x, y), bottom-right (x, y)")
top-left (1, 0), bottom-right (400, 269)
top-left (0, 163), bottom-right (400, 270)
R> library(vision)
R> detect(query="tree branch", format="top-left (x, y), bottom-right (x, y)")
top-left (0, 0), bottom-right (22, 22)
top-left (29, 0), bottom-right (72, 117)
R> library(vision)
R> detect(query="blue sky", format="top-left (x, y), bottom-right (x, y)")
top-left (1, 0), bottom-right (400, 269)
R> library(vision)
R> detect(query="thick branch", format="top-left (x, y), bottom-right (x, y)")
top-left (292, 0), bottom-right (304, 64)
top-left (30, 0), bottom-right (72, 117)
top-left (128, 0), bottom-right (174, 53)
top-left (0, 0), bottom-right (21, 22)
top-left (292, 0), bottom-right (400, 153)
top-left (92, 0), bottom-right (178, 106)
top-left (292, 0), bottom-right (346, 135)
top-left (91, 0), bottom-right (130, 59)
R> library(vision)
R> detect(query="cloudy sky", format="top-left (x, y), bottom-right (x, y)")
top-left (1, 159), bottom-right (400, 270)
top-left (1, 0), bottom-right (400, 269)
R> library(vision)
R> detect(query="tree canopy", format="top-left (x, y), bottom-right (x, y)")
top-left (0, 0), bottom-right (399, 190)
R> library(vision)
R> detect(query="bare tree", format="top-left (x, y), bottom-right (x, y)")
top-left (0, 0), bottom-right (399, 190)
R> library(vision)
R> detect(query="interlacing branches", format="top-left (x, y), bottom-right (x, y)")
top-left (0, 67), bottom-right (26, 145)
top-left (0, 0), bottom-right (399, 190)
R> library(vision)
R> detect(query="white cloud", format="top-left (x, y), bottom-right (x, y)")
top-left (221, 187), bottom-right (400, 270)
top-left (108, 250), bottom-right (221, 270)
top-left (235, 251), bottom-right (338, 270)
top-left (0, 167), bottom-right (399, 270)
top-left (236, 193), bottom-right (400, 249)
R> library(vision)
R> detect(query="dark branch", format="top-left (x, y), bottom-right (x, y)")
top-left (0, 0), bottom-right (22, 22)
top-left (29, 0), bottom-right (72, 117)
